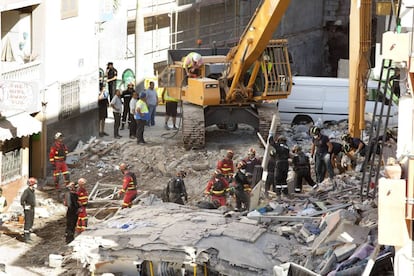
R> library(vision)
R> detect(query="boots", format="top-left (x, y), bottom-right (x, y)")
top-left (24, 232), bottom-right (32, 243)
top-left (120, 122), bottom-right (125, 130)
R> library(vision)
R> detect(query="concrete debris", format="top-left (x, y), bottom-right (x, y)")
top-left (60, 123), bottom-right (395, 275)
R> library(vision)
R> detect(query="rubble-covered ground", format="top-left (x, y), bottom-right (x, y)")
top-left (0, 114), bottom-right (397, 275)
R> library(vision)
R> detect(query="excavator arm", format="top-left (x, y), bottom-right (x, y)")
top-left (348, 0), bottom-right (372, 137)
top-left (224, 0), bottom-right (292, 103)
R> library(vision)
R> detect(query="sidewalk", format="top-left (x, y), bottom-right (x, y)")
top-left (102, 105), bottom-right (182, 144)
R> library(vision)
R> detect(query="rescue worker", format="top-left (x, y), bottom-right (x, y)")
top-left (135, 92), bottom-right (149, 144)
top-left (183, 52), bottom-right (203, 78)
top-left (310, 126), bottom-right (335, 187)
top-left (268, 135), bottom-right (290, 199)
top-left (20, 177), bottom-right (37, 243)
top-left (121, 82), bottom-right (134, 130)
top-left (264, 149), bottom-right (276, 198)
top-left (243, 148), bottom-right (262, 175)
top-left (231, 160), bottom-right (252, 211)
top-left (161, 88), bottom-right (179, 130)
top-left (216, 150), bottom-right (235, 182)
top-left (341, 133), bottom-right (366, 157)
top-left (118, 163), bottom-right (138, 208)
top-left (64, 182), bottom-right (79, 244)
top-left (165, 170), bottom-right (188, 205)
top-left (331, 141), bottom-right (346, 173)
top-left (341, 144), bottom-right (355, 171)
top-left (76, 178), bottom-right (88, 233)
top-left (0, 187), bottom-right (7, 214)
top-left (204, 170), bottom-right (229, 207)
top-left (291, 145), bottom-right (318, 193)
top-left (49, 132), bottom-right (70, 189)
top-left (106, 62), bottom-right (118, 100)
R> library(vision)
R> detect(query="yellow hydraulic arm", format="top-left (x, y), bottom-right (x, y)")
top-left (225, 0), bottom-right (291, 102)
top-left (348, 0), bottom-right (372, 137)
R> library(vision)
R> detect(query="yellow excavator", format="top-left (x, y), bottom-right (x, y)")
top-left (159, 0), bottom-right (292, 149)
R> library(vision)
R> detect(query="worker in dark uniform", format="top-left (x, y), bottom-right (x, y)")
top-left (20, 177), bottom-right (37, 243)
top-left (268, 135), bottom-right (290, 199)
top-left (264, 149), bottom-right (276, 198)
top-left (341, 133), bottom-right (366, 157)
top-left (310, 126), bottom-right (335, 187)
top-left (49, 132), bottom-right (70, 189)
top-left (243, 148), bottom-right (262, 175)
top-left (292, 145), bottom-right (318, 193)
top-left (64, 181), bottom-right (79, 244)
top-left (231, 160), bottom-right (252, 211)
top-left (118, 163), bottom-right (138, 208)
top-left (165, 170), bottom-right (188, 205)
top-left (205, 170), bottom-right (229, 207)
top-left (106, 62), bottom-right (118, 100)
top-left (121, 82), bottom-right (134, 130)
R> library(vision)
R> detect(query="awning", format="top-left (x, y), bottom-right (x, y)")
top-left (0, 112), bottom-right (41, 141)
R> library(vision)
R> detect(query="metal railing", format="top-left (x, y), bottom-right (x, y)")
top-left (1, 60), bottom-right (41, 81)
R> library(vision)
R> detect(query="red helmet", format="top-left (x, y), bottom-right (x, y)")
top-left (27, 177), bottom-right (37, 186)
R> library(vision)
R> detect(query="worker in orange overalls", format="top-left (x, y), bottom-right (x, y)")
top-left (216, 149), bottom-right (235, 182)
top-left (204, 170), bottom-right (229, 207)
top-left (118, 163), bottom-right (138, 208)
top-left (49, 132), bottom-right (70, 189)
top-left (76, 178), bottom-right (88, 233)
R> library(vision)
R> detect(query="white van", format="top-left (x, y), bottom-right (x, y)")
top-left (277, 76), bottom-right (398, 126)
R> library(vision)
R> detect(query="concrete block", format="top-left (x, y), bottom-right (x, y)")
top-left (306, 234), bottom-right (315, 244)
top-left (334, 243), bottom-right (357, 262)
top-left (326, 223), bottom-right (370, 245)
top-left (239, 217), bottom-right (259, 225)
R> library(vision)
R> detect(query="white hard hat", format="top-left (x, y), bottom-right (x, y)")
top-left (192, 53), bottom-right (202, 63)
top-left (55, 132), bottom-right (63, 139)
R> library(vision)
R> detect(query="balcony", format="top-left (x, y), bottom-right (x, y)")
top-left (1, 60), bottom-right (41, 82)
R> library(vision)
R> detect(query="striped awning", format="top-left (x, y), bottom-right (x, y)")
top-left (0, 112), bottom-right (41, 141)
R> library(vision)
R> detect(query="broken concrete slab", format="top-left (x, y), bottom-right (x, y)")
top-left (71, 202), bottom-right (301, 275)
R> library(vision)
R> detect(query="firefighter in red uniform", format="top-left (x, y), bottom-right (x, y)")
top-left (216, 150), bottom-right (235, 182)
top-left (118, 163), bottom-right (138, 208)
top-left (49, 132), bottom-right (70, 189)
top-left (204, 170), bottom-right (229, 207)
top-left (76, 178), bottom-right (88, 233)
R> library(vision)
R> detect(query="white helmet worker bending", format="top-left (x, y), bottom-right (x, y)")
top-left (183, 52), bottom-right (203, 77)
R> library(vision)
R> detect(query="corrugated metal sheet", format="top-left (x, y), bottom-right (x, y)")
top-left (0, 112), bottom-right (41, 141)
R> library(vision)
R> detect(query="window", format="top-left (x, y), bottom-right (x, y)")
top-left (1, 149), bottom-right (22, 183)
top-left (61, 0), bottom-right (78, 19)
top-left (59, 80), bottom-right (80, 120)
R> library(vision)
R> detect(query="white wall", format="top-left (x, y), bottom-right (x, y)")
top-left (41, 0), bottom-right (100, 122)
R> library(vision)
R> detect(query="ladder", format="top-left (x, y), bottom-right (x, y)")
top-left (360, 59), bottom-right (397, 199)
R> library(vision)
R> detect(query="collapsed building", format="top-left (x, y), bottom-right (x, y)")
top-left (70, 183), bottom-right (393, 276)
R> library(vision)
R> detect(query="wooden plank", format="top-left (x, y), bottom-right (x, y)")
top-left (378, 178), bottom-right (409, 247)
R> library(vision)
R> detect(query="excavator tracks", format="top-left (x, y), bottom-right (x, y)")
top-left (182, 103), bottom-right (205, 150)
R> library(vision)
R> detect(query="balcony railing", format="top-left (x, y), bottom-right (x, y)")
top-left (1, 60), bottom-right (41, 82)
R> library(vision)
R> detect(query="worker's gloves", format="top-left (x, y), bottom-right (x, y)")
top-left (23, 205), bottom-right (31, 210)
